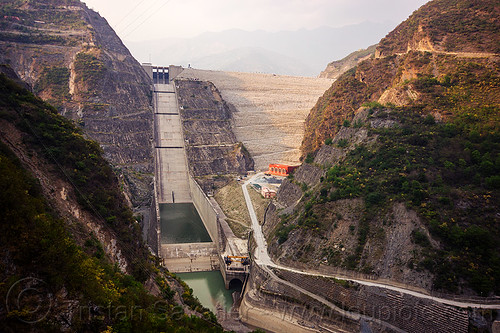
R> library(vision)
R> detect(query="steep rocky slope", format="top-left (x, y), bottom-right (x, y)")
top-left (268, 0), bottom-right (500, 296)
top-left (0, 70), bottom-right (222, 332)
top-left (0, 0), bottom-right (153, 211)
top-left (319, 44), bottom-right (377, 79)
top-left (303, 0), bottom-right (500, 153)
top-left (376, 0), bottom-right (500, 56)
top-left (176, 79), bottom-right (253, 191)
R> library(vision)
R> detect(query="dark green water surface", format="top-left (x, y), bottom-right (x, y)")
top-left (176, 271), bottom-right (239, 312)
top-left (160, 203), bottom-right (211, 243)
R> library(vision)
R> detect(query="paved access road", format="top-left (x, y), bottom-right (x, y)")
top-left (242, 173), bottom-right (500, 310)
top-left (242, 176), bottom-right (273, 265)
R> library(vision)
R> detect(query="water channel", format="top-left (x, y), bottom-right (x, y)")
top-left (159, 203), bottom-right (212, 243)
top-left (160, 203), bottom-right (238, 312)
top-left (177, 271), bottom-right (241, 313)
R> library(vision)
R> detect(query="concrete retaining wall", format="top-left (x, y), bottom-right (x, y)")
top-left (188, 175), bottom-right (219, 249)
top-left (277, 269), bottom-right (470, 333)
top-left (147, 176), bottom-right (161, 256)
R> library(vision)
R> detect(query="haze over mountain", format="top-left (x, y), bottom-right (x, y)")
top-left (125, 22), bottom-right (396, 77)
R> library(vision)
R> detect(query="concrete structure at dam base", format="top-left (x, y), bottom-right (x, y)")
top-left (144, 64), bottom-right (248, 289)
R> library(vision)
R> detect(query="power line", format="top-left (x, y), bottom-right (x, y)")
top-left (114, 0), bottom-right (149, 29)
top-left (122, 0), bottom-right (171, 39)
top-left (118, 0), bottom-right (164, 36)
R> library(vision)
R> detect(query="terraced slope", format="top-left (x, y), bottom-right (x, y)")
top-left (0, 0), bottom-right (153, 209)
top-left (178, 68), bottom-right (333, 170)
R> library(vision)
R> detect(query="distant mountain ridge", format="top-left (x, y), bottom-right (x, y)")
top-left (125, 22), bottom-right (396, 77)
top-left (186, 46), bottom-right (314, 77)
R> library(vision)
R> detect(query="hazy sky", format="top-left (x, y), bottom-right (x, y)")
top-left (83, 0), bottom-right (429, 42)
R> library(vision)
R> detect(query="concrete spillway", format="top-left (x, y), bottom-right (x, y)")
top-left (147, 64), bottom-right (248, 289)
top-left (154, 83), bottom-right (191, 203)
top-left (153, 81), bottom-right (218, 272)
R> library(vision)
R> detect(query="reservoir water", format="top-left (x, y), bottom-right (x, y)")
top-left (177, 271), bottom-right (240, 313)
top-left (160, 203), bottom-right (212, 243)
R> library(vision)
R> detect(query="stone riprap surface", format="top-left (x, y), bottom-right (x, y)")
top-left (178, 69), bottom-right (333, 170)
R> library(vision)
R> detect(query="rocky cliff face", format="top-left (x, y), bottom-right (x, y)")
top-left (273, 0), bottom-right (500, 296)
top-left (303, 0), bottom-right (500, 155)
top-left (376, 0), bottom-right (500, 57)
top-left (0, 0), bottom-right (153, 210)
top-left (176, 79), bottom-right (253, 191)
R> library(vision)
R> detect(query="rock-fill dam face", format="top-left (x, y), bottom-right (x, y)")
top-left (178, 69), bottom-right (333, 170)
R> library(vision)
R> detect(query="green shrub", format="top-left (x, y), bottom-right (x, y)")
top-left (362, 101), bottom-right (384, 109)
top-left (424, 114), bottom-right (435, 125)
top-left (277, 224), bottom-right (296, 244)
top-left (365, 191), bottom-right (384, 207)
top-left (412, 229), bottom-right (431, 247)
top-left (485, 175), bottom-right (500, 189)
top-left (337, 139), bottom-right (348, 148)
top-left (74, 52), bottom-right (106, 88)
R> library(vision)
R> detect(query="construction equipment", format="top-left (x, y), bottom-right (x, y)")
top-left (224, 256), bottom-right (250, 266)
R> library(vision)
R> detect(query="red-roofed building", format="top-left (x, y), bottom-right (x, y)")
top-left (268, 164), bottom-right (298, 176)
top-left (261, 187), bottom-right (277, 198)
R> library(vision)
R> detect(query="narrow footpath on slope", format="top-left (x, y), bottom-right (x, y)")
top-left (242, 173), bottom-right (500, 311)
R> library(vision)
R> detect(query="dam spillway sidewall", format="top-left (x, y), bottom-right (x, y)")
top-left (188, 175), bottom-right (219, 249)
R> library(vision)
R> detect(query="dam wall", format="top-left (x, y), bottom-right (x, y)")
top-left (188, 175), bottom-right (219, 248)
top-left (147, 175), bottom-right (161, 256)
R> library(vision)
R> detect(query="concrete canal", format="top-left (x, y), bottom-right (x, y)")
top-left (160, 203), bottom-right (211, 244)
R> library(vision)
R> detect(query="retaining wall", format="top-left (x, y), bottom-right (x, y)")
top-left (188, 175), bottom-right (219, 249)
top-left (147, 177), bottom-right (160, 256)
top-left (241, 260), bottom-right (474, 333)
top-left (241, 262), bottom-right (363, 333)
